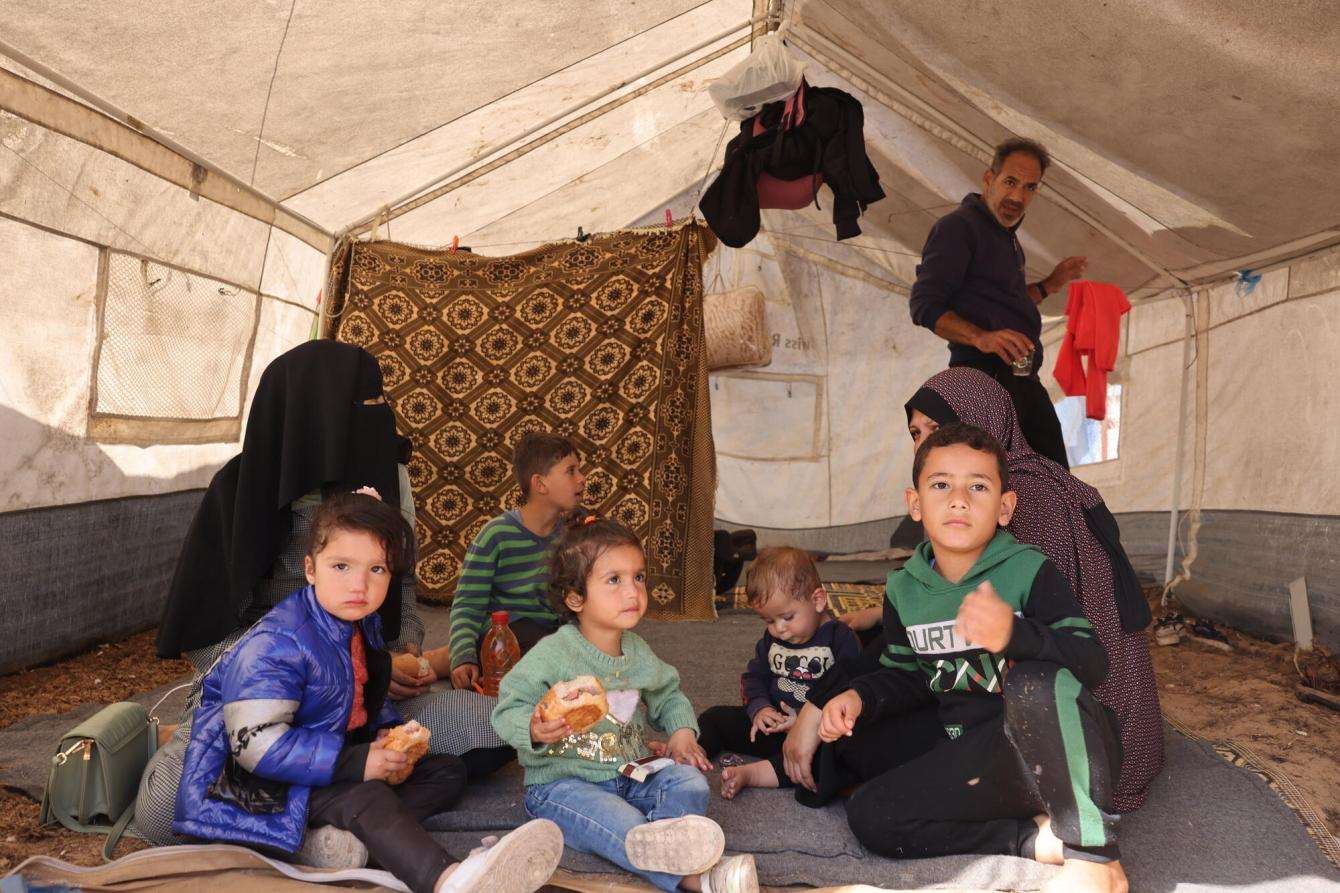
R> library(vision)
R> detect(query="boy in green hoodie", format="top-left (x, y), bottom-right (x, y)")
top-left (820, 423), bottom-right (1127, 893)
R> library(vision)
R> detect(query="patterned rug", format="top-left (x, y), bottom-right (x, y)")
top-left (326, 225), bottom-right (718, 620)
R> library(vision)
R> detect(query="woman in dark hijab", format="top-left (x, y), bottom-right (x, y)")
top-left (138, 340), bottom-right (508, 847)
top-left (900, 367), bottom-right (1163, 812)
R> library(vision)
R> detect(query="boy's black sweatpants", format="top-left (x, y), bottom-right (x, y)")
top-left (845, 661), bottom-right (1121, 863)
top-left (697, 705), bottom-right (790, 784)
top-left (307, 754), bottom-right (467, 893)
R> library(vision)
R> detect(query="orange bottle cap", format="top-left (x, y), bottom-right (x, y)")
top-left (491, 611), bottom-right (510, 625)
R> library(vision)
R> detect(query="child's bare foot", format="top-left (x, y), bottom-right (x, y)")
top-left (720, 759), bottom-right (779, 799)
top-left (1032, 815), bottom-right (1065, 865)
top-left (1041, 859), bottom-right (1129, 893)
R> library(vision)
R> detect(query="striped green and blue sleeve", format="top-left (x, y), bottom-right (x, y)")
top-left (448, 521), bottom-right (503, 669)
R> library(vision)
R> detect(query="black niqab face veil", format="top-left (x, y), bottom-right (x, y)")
top-left (157, 340), bottom-right (412, 657)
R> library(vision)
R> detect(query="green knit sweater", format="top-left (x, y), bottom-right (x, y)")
top-left (491, 623), bottom-right (700, 787)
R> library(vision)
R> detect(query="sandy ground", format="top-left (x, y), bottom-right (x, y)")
top-left (1, 620), bottom-right (1336, 873)
top-left (1148, 619), bottom-right (1340, 833)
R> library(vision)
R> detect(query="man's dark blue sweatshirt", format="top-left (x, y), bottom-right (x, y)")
top-left (909, 193), bottom-right (1043, 374)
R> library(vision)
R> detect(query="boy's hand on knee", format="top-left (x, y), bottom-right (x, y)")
top-left (956, 581), bottom-right (1015, 653)
top-left (363, 744), bottom-right (408, 782)
top-left (451, 663), bottom-right (480, 691)
top-left (666, 728), bottom-right (712, 771)
top-left (819, 690), bottom-right (862, 742)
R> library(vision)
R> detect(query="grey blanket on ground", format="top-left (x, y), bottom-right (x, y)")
top-left (3, 612), bottom-right (1336, 892)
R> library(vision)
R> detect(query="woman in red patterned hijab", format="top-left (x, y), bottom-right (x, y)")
top-left (904, 366), bottom-right (1163, 813)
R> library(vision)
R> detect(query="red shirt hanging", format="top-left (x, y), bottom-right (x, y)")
top-left (1052, 280), bottom-right (1130, 420)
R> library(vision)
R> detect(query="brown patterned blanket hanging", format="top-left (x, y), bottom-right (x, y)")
top-left (326, 224), bottom-right (717, 620)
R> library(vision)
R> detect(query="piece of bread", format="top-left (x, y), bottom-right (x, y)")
top-left (381, 720), bottom-right (431, 785)
top-left (536, 675), bottom-right (609, 733)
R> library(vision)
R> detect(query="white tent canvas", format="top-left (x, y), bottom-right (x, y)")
top-left (2, 0), bottom-right (1339, 672)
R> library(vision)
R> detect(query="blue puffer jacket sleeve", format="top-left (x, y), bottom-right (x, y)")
top-left (220, 630), bottom-right (344, 788)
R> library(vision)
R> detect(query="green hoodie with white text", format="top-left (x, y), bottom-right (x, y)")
top-left (852, 529), bottom-right (1107, 739)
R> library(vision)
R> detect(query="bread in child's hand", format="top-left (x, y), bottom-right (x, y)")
top-left (536, 675), bottom-right (609, 733)
top-left (380, 720), bottom-right (431, 785)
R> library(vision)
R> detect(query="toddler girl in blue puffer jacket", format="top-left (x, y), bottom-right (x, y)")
top-left (174, 491), bottom-right (562, 893)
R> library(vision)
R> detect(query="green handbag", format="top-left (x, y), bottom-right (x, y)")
top-left (39, 700), bottom-right (160, 861)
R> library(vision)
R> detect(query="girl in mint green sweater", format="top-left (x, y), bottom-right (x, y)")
top-left (492, 519), bottom-right (757, 893)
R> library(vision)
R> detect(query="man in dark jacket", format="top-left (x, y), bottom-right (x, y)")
top-left (908, 138), bottom-right (1085, 468)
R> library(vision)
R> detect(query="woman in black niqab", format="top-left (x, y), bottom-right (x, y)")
top-left (156, 339), bottom-right (410, 657)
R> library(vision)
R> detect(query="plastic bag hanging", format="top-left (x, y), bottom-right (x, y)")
top-left (707, 28), bottom-right (807, 122)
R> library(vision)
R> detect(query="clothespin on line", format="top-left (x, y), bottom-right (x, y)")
top-left (450, 235), bottom-right (459, 253)
top-left (576, 226), bottom-right (590, 243)
top-left (665, 209), bottom-right (674, 230)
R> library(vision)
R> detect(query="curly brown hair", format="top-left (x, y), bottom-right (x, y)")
top-left (547, 517), bottom-right (643, 622)
top-left (307, 491), bottom-right (415, 576)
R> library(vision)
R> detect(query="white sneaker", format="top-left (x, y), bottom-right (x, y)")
top-left (705, 854), bottom-right (759, 893)
top-left (435, 819), bottom-right (564, 893)
top-left (294, 825), bottom-right (368, 869)
top-left (625, 815), bottom-right (725, 876)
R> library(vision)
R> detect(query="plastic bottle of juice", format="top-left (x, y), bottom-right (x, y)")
top-left (478, 611), bottom-right (522, 696)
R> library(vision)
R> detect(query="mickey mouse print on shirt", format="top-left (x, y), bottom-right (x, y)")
top-left (740, 618), bottom-right (862, 720)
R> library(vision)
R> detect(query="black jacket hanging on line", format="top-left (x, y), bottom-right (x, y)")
top-left (698, 84), bottom-right (885, 248)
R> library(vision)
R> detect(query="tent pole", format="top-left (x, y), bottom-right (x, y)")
top-left (334, 11), bottom-right (779, 241)
top-left (0, 38), bottom-right (334, 244)
top-left (1163, 289), bottom-right (1195, 589)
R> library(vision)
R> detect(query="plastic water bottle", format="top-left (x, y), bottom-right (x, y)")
top-left (478, 611), bottom-right (521, 696)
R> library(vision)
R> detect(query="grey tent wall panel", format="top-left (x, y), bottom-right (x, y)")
top-left (1101, 512), bottom-right (1185, 581)
top-left (717, 516), bottom-right (899, 554)
top-left (1170, 510), bottom-right (1339, 652)
top-left (715, 510), bottom-right (1337, 650)
top-left (1, 489), bottom-right (202, 674)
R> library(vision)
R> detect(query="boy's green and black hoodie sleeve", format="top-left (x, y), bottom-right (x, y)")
top-left (448, 522), bottom-right (501, 669)
top-left (1004, 559), bottom-right (1108, 690)
top-left (850, 596), bottom-right (936, 723)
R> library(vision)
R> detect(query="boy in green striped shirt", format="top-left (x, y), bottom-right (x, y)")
top-left (441, 433), bottom-right (586, 692)
top-left (818, 423), bottom-right (1128, 893)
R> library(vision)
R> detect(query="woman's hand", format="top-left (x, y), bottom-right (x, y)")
top-left (666, 728), bottom-right (712, 771)
top-left (838, 606), bottom-right (882, 633)
top-left (389, 652), bottom-right (435, 700)
top-left (451, 663), bottom-right (481, 692)
top-left (530, 707), bottom-right (572, 746)
top-left (819, 690), bottom-right (863, 742)
top-left (781, 702), bottom-right (823, 792)
top-left (363, 743), bottom-right (408, 782)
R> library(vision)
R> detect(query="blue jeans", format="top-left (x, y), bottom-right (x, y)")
top-left (524, 764), bottom-right (710, 892)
